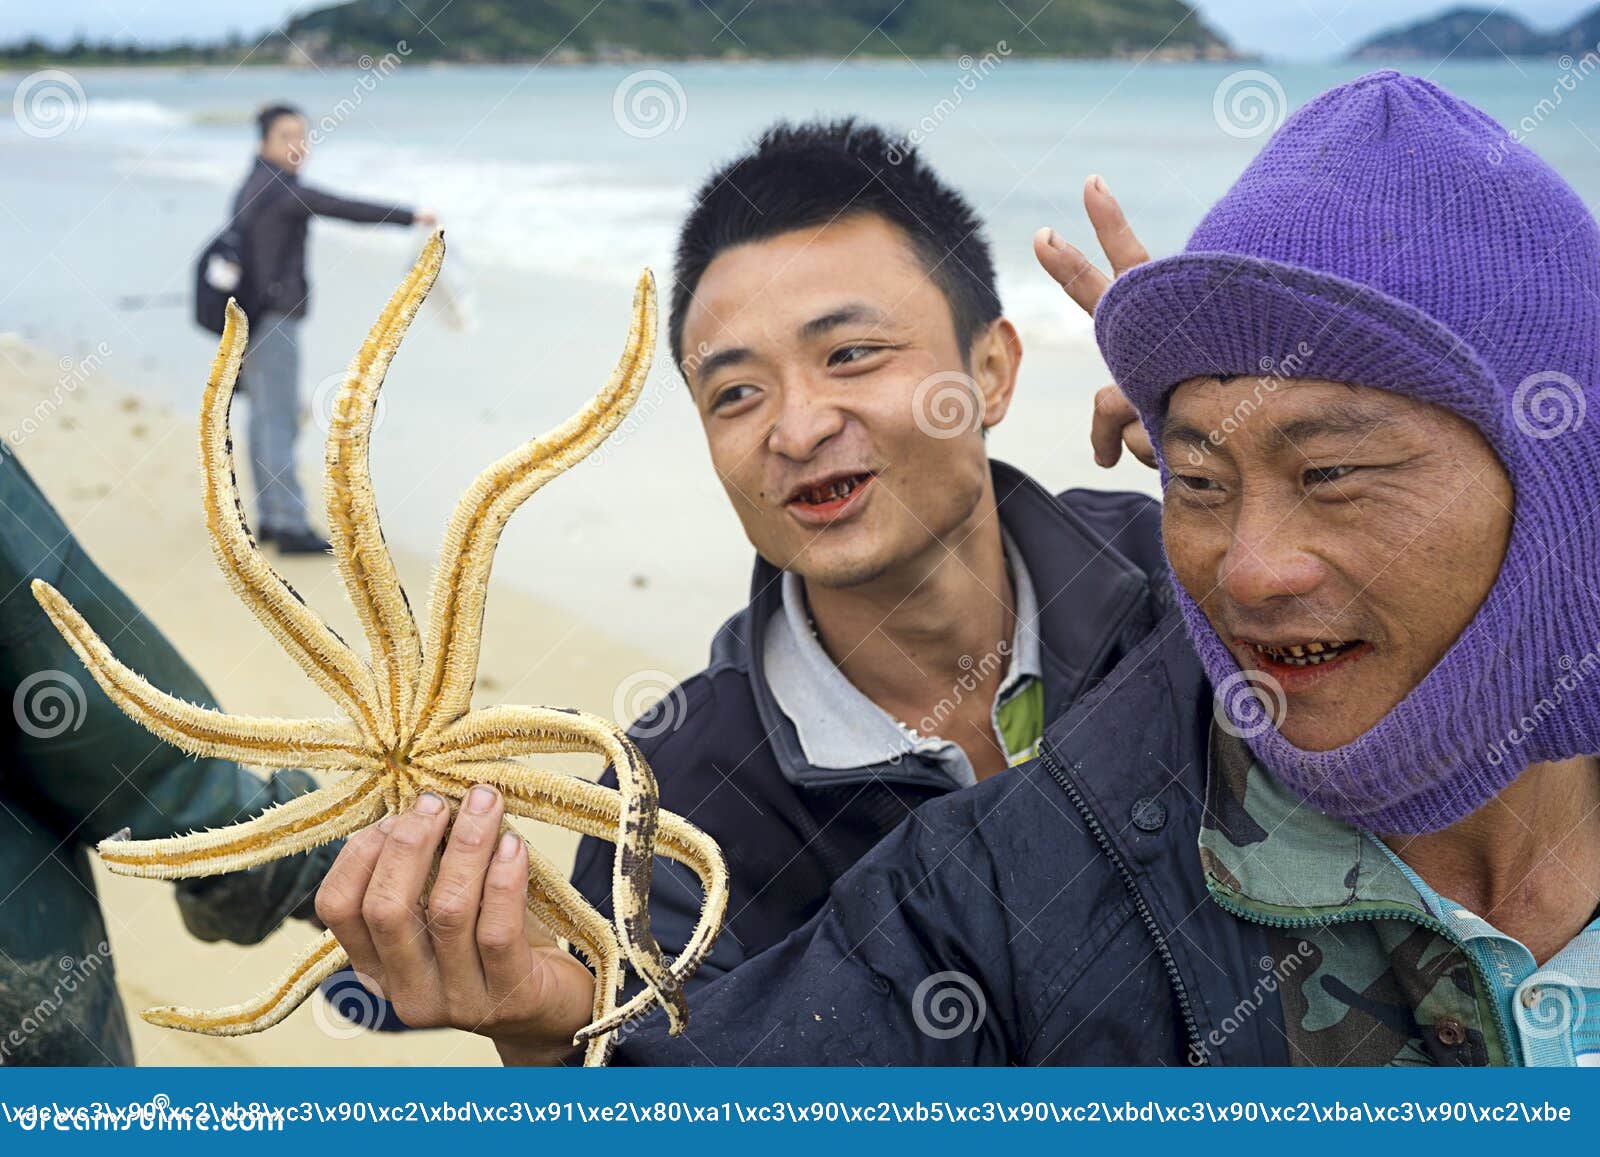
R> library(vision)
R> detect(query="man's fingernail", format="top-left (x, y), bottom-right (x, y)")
top-left (1091, 173), bottom-right (1108, 193)
top-left (378, 816), bottom-right (396, 834)
top-left (468, 785), bottom-right (497, 814)
top-left (415, 793), bottom-right (445, 816)
top-left (1045, 227), bottom-right (1068, 250)
top-left (496, 833), bottom-right (520, 861)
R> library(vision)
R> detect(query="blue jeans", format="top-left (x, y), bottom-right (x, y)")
top-left (238, 312), bottom-right (311, 534)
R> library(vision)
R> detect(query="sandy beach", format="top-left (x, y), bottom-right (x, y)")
top-left (0, 333), bottom-right (680, 1066)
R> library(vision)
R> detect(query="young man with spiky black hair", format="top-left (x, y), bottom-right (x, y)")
top-left (554, 119), bottom-right (1168, 993)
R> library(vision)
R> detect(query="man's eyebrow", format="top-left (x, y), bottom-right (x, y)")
top-left (688, 304), bottom-right (893, 387)
top-left (690, 345), bottom-right (754, 385)
top-left (1162, 421), bottom-right (1214, 450)
top-left (1264, 403), bottom-right (1391, 452)
top-left (1163, 399), bottom-right (1393, 455)
top-left (799, 303), bottom-right (891, 341)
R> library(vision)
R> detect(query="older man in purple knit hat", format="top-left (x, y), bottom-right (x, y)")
top-left (315, 72), bottom-right (1600, 1067)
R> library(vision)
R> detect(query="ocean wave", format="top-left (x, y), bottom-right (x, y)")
top-left (87, 98), bottom-right (189, 128)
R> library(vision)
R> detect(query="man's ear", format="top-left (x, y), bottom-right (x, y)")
top-left (972, 317), bottom-right (1022, 431)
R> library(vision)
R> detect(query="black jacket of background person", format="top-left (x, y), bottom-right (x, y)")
top-left (572, 460), bottom-right (1171, 996)
top-left (231, 155), bottom-right (414, 320)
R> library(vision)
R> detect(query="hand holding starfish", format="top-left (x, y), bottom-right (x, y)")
top-left (317, 786), bottom-right (598, 1065)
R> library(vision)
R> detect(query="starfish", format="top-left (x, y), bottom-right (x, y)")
top-left (30, 233), bottom-right (728, 1066)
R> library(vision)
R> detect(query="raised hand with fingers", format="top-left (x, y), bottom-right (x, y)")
top-left (1032, 174), bottom-right (1157, 469)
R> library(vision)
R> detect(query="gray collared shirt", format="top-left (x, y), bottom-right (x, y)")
top-left (762, 530), bottom-right (1043, 790)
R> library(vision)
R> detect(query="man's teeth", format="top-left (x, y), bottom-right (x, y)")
top-left (1250, 640), bottom-right (1355, 667)
top-left (802, 476), bottom-right (865, 503)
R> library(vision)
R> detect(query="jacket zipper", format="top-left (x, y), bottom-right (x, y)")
top-left (1038, 745), bottom-right (1207, 1064)
top-left (1205, 890), bottom-right (1515, 1064)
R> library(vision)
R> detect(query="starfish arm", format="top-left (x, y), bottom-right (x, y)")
top-left (411, 705), bottom-right (681, 1025)
top-left (406, 772), bottom-right (625, 1066)
top-left (199, 302), bottom-right (388, 746)
top-left (30, 579), bottom-right (373, 772)
top-left (98, 774), bottom-right (385, 880)
top-left (410, 270), bottom-right (656, 740)
top-left (427, 752), bottom-right (729, 1039)
top-left (324, 234), bottom-right (443, 737)
top-left (499, 772), bottom-right (725, 1044)
top-left (141, 930), bottom-right (348, 1036)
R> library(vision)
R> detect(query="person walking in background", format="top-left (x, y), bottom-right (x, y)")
top-left (232, 103), bottom-right (436, 554)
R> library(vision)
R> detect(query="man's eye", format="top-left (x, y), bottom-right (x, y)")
top-left (1173, 474), bottom-right (1219, 495)
top-left (711, 384), bottom-right (757, 411)
top-left (1304, 465), bottom-right (1355, 486)
top-left (828, 344), bottom-right (885, 367)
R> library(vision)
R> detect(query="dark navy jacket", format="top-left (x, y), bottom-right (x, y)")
top-left (616, 611), bottom-right (1288, 1066)
top-left (572, 461), bottom-right (1170, 992)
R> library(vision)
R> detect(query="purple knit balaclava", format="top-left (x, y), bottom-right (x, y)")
top-left (1096, 71), bottom-right (1600, 835)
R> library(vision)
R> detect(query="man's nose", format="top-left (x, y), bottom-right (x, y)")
top-left (767, 385), bottom-right (845, 461)
top-left (1217, 499), bottom-right (1323, 608)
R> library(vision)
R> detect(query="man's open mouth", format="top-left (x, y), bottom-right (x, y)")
top-left (1245, 639), bottom-right (1363, 668)
top-left (785, 471), bottom-right (877, 523)
top-left (789, 472), bottom-right (874, 506)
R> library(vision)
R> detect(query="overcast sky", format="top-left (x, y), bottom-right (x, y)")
top-left (2, 0), bottom-right (1596, 60)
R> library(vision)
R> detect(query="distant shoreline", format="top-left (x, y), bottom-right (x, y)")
top-left (0, 48), bottom-right (1253, 72)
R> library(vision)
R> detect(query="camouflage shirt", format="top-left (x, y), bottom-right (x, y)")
top-left (1199, 726), bottom-right (1512, 1066)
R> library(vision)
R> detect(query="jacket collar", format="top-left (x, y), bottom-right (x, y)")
top-left (1199, 726), bottom-right (1431, 922)
top-left (718, 459), bottom-right (1153, 791)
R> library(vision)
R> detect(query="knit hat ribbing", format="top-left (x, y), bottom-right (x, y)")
top-left (1096, 71), bottom-right (1600, 834)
